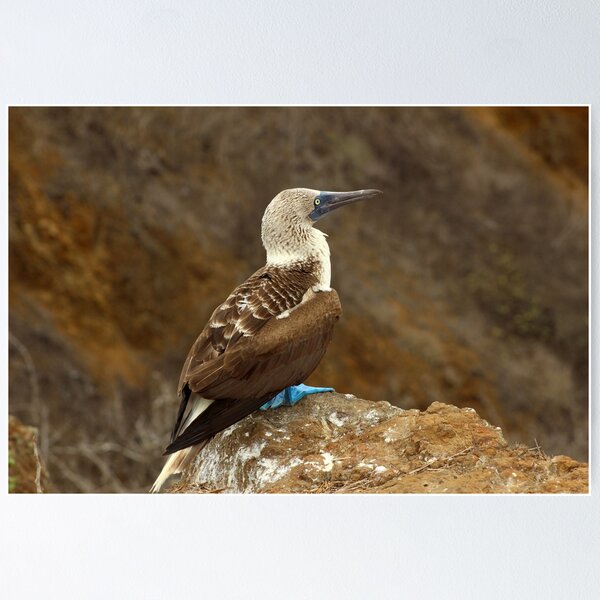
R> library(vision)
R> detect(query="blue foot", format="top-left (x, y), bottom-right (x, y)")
top-left (260, 384), bottom-right (334, 411)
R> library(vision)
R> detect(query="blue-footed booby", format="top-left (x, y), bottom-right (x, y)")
top-left (150, 187), bottom-right (382, 492)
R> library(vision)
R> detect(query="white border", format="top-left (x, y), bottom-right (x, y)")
top-left (2, 2), bottom-right (598, 598)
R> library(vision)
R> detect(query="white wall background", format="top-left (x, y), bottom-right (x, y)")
top-left (1, 2), bottom-right (597, 598)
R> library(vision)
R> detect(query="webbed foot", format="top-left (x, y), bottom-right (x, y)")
top-left (260, 384), bottom-right (334, 410)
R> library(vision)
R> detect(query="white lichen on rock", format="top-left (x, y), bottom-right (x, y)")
top-left (328, 411), bottom-right (347, 428)
top-left (320, 452), bottom-right (335, 472)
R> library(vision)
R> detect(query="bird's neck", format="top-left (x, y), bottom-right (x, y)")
top-left (264, 226), bottom-right (331, 291)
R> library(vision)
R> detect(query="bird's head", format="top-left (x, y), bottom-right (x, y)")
top-left (263, 187), bottom-right (382, 228)
top-left (262, 187), bottom-right (382, 264)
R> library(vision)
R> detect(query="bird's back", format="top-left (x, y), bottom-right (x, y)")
top-left (177, 263), bottom-right (320, 395)
top-left (166, 287), bottom-right (341, 453)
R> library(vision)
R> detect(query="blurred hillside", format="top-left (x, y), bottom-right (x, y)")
top-left (8, 107), bottom-right (588, 492)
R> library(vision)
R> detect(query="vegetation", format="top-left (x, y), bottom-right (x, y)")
top-left (8, 450), bottom-right (16, 493)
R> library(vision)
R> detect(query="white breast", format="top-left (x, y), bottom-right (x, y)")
top-left (266, 227), bottom-right (332, 292)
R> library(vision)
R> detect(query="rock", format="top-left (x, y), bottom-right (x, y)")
top-left (171, 394), bottom-right (588, 494)
top-left (9, 415), bottom-right (50, 493)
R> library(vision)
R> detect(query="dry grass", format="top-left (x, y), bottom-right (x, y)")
top-left (47, 376), bottom-right (175, 492)
top-left (10, 332), bottom-right (175, 492)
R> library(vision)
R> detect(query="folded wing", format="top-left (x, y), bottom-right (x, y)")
top-left (165, 287), bottom-right (341, 454)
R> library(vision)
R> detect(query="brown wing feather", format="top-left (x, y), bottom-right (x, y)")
top-left (177, 265), bottom-right (317, 393)
top-left (169, 264), bottom-right (319, 441)
top-left (165, 289), bottom-right (342, 454)
top-left (194, 289), bottom-right (341, 400)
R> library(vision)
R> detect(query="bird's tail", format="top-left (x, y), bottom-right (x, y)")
top-left (150, 447), bottom-right (194, 493)
top-left (150, 396), bottom-right (214, 493)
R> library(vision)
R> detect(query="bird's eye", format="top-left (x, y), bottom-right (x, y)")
top-left (314, 198), bottom-right (321, 206)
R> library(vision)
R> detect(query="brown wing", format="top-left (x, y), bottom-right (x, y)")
top-left (165, 289), bottom-right (341, 454)
top-left (169, 264), bottom-right (318, 441)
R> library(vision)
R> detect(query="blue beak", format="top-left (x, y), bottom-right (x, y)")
top-left (309, 189), bottom-right (383, 221)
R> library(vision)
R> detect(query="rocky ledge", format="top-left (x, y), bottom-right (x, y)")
top-left (170, 393), bottom-right (588, 494)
